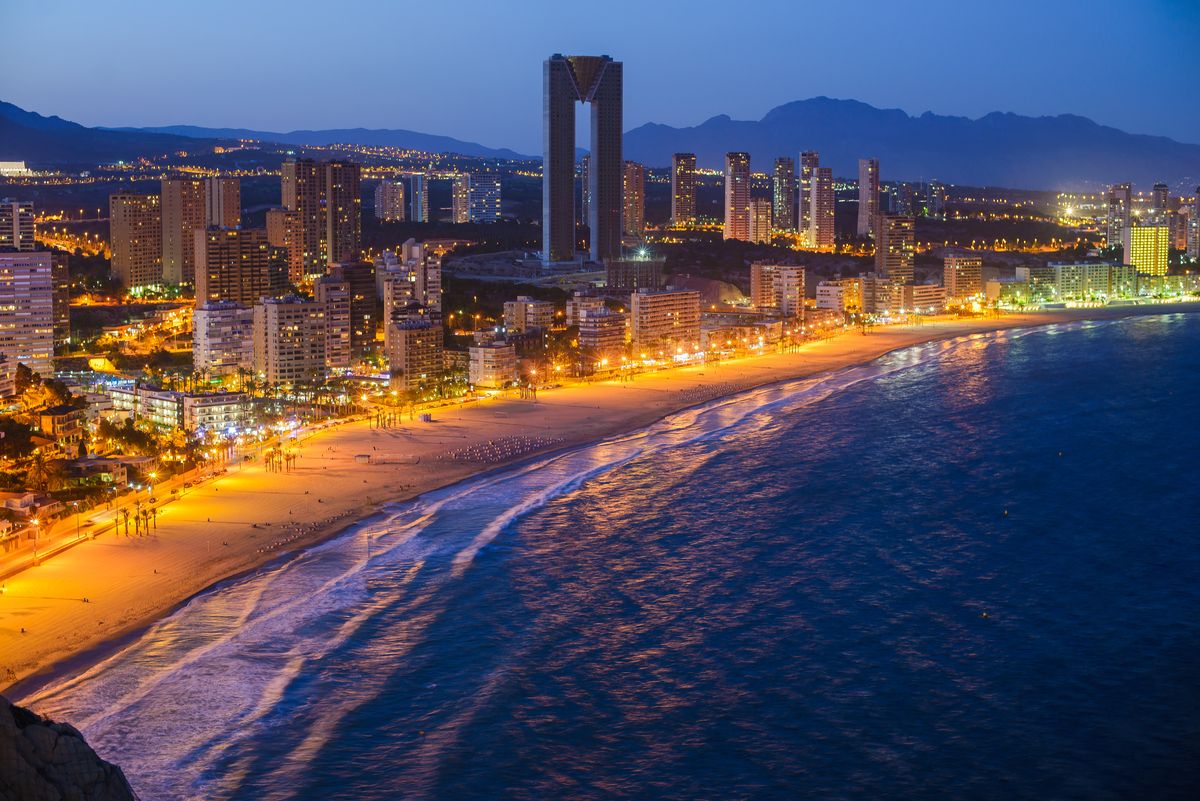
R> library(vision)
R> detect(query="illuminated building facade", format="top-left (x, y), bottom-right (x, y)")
top-left (875, 215), bottom-right (915, 284)
top-left (750, 263), bottom-right (805, 317)
top-left (630, 288), bottom-right (701, 354)
top-left (161, 177), bottom-right (206, 284)
top-left (0, 199), bottom-right (35, 251)
top-left (452, 174), bottom-right (472, 224)
top-left (386, 319), bottom-right (444, 393)
top-left (109, 193), bottom-right (162, 289)
top-left (807, 166), bottom-right (835, 250)
top-left (671, 153), bottom-right (697, 225)
top-left (623, 160), bottom-right (645, 237)
top-left (469, 170), bottom-right (502, 223)
top-left (1107, 182), bottom-right (1131, 247)
top-left (281, 158), bottom-right (327, 279)
top-left (469, 342), bottom-right (518, 388)
top-left (773, 157), bottom-right (796, 231)
top-left (410, 174), bottom-right (429, 223)
top-left (543, 54), bottom-right (623, 263)
top-left (943, 254), bottom-right (983, 301)
top-left (0, 251), bottom-right (54, 377)
top-left (205, 177), bottom-right (241, 229)
top-left (723, 152), bottom-right (751, 241)
top-left (194, 227), bottom-right (287, 307)
top-left (799, 151), bottom-right (819, 238)
top-left (503, 295), bottom-right (555, 333)
top-left (265, 208), bottom-right (303, 285)
top-left (252, 296), bottom-right (328, 385)
top-left (1122, 223), bottom-right (1169, 276)
top-left (193, 302), bottom-right (254, 375)
top-left (324, 161), bottom-right (361, 266)
top-left (749, 198), bottom-right (773, 244)
top-left (375, 179), bottom-right (406, 222)
top-left (857, 158), bottom-right (879, 237)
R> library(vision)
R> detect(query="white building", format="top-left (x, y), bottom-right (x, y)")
top-left (193, 302), bottom-right (254, 375)
top-left (943, 255), bottom-right (983, 301)
top-left (816, 278), bottom-right (862, 313)
top-left (566, 293), bottom-right (605, 326)
top-left (451, 174), bottom-right (471, 224)
top-left (468, 342), bottom-right (517, 388)
top-left (630, 288), bottom-right (701, 356)
top-left (503, 296), bottom-right (555, 333)
top-left (0, 251), bottom-right (54, 378)
top-left (375, 179), bottom-right (406, 222)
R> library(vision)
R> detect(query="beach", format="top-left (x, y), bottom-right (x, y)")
top-left (2, 304), bottom-right (1194, 694)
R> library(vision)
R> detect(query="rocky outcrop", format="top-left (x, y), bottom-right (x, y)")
top-left (1, 696), bottom-right (136, 801)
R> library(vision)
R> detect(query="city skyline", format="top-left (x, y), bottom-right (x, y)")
top-left (4, 0), bottom-right (1198, 153)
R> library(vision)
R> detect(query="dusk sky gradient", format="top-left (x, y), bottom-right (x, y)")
top-left (5, 0), bottom-right (1198, 153)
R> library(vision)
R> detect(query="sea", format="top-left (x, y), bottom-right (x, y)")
top-left (21, 312), bottom-right (1200, 800)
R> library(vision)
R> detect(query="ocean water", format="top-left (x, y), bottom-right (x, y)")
top-left (22, 313), bottom-right (1200, 800)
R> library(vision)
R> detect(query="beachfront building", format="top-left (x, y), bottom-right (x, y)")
top-left (503, 296), bottom-right (555, 333)
top-left (629, 288), bottom-right (701, 358)
top-left (193, 302), bottom-right (254, 375)
top-left (750, 263), bottom-right (806, 318)
top-left (943, 254), bottom-right (984, 302)
top-left (386, 318), bottom-right (444, 394)
top-left (468, 342), bottom-right (518, 388)
top-left (252, 296), bottom-right (328, 385)
top-left (816, 278), bottom-right (863, 313)
top-left (578, 307), bottom-right (628, 369)
top-left (1122, 223), bottom-right (1169, 277)
top-left (566, 293), bottom-right (606, 326)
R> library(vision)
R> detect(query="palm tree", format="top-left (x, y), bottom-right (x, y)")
top-left (25, 451), bottom-right (51, 491)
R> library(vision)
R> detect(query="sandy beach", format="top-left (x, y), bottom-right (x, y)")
top-left (2, 304), bottom-right (1195, 694)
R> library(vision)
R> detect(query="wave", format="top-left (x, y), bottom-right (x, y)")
top-left (18, 319), bottom-right (1124, 800)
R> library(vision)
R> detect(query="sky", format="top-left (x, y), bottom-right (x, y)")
top-left (5, 0), bottom-right (1199, 153)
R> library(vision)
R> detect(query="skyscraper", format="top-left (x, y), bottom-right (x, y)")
top-left (0, 251), bottom-right (54, 377)
top-left (161, 177), bottom-right (206, 284)
top-left (857, 158), bottom-right (880, 237)
top-left (0, 199), bottom-right (35, 251)
top-left (265, 207), bottom-right (303, 285)
top-left (1190, 189), bottom-right (1200, 260)
top-left (807, 166), bottom-right (835, 250)
top-left (469, 169), bottom-right (502, 223)
top-left (375, 179), bottom-right (406, 222)
top-left (671, 153), bottom-right (697, 226)
top-left (543, 54), bottom-right (623, 263)
top-left (205, 177), bottom-right (241, 229)
top-left (281, 158), bottom-right (326, 280)
top-left (1107, 182), bottom-right (1132, 247)
top-left (579, 154), bottom-right (590, 227)
top-left (194, 227), bottom-right (287, 307)
top-left (876, 215), bottom-right (915, 284)
top-left (723, 152), bottom-right (751, 242)
top-left (773, 157), bottom-right (796, 232)
top-left (623, 160), bottom-right (645, 237)
top-left (943, 254), bottom-right (983, 301)
top-left (452, 174), bottom-right (472, 224)
top-left (325, 161), bottom-right (361, 266)
top-left (799, 151), bottom-right (819, 240)
top-left (109, 193), bottom-right (162, 289)
top-left (410, 174), bottom-right (429, 223)
top-left (749, 198), bottom-right (773, 244)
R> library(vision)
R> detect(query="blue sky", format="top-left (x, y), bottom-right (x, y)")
top-left (5, 0), bottom-right (1198, 151)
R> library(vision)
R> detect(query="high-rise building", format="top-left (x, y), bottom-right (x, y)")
top-left (0, 251), bottom-right (54, 377)
top-left (386, 318), bottom-right (444, 393)
top-left (469, 342), bottom-right (518, 388)
top-left (623, 160), bottom-right (646, 237)
top-left (160, 178), bottom-right (206, 284)
top-left (0, 199), bottom-right (35, 251)
top-left (723, 152), bottom-right (751, 242)
top-left (876, 215), bottom-right (915, 284)
top-left (943, 254), bottom-right (983, 301)
top-left (1107, 182), bottom-right (1132, 247)
top-left (799, 152), bottom-right (819, 239)
top-left (410, 174), bottom-right (429, 223)
top-left (325, 161), bottom-right (361, 265)
top-left (773, 158), bottom-right (796, 232)
top-left (193, 302), bottom-right (254, 375)
top-left (375, 179), bottom-right (406, 222)
top-left (671, 153), bottom-right (697, 225)
top-left (265, 208), bottom-right (303, 286)
top-left (313, 273), bottom-right (352, 369)
top-left (327, 261), bottom-right (378, 355)
top-left (1190, 189), bottom-right (1200, 260)
top-left (252, 296), bottom-right (327, 385)
top-left (281, 158), bottom-right (327, 280)
top-left (1152, 183), bottom-right (1170, 218)
top-left (630, 288), bottom-right (701, 355)
top-left (194, 227), bottom-right (287, 307)
top-left (1123, 223), bottom-right (1169, 276)
top-left (578, 307), bottom-right (628, 365)
top-left (749, 198), bottom-right (773, 244)
top-left (857, 158), bottom-right (880, 238)
top-left (451, 174), bottom-right (472, 223)
top-left (469, 169), bottom-right (502, 223)
top-left (807, 167), bottom-right (835, 250)
top-left (109, 193), bottom-right (162, 289)
top-left (50, 252), bottom-right (69, 346)
top-left (205, 177), bottom-right (241, 229)
top-left (543, 54), bottom-right (623, 263)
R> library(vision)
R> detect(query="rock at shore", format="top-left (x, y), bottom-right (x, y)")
top-left (0, 695), bottom-right (137, 801)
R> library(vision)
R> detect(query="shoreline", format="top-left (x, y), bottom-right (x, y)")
top-left (5, 302), bottom-right (1198, 699)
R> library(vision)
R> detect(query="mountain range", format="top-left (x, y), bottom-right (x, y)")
top-left (623, 98), bottom-right (1200, 190)
top-left (3, 98), bottom-right (1198, 189)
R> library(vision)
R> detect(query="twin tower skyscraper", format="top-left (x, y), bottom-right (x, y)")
top-left (543, 54), bottom-right (623, 263)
